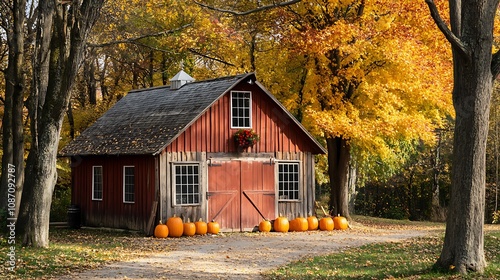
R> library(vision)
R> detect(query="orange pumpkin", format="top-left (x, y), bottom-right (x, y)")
top-left (273, 215), bottom-right (289, 233)
top-left (307, 216), bottom-right (319, 230)
top-left (288, 218), bottom-right (297, 232)
top-left (183, 218), bottom-right (196, 236)
top-left (154, 220), bottom-right (169, 238)
top-left (207, 220), bottom-right (220, 234)
top-left (167, 214), bottom-right (184, 237)
top-left (195, 218), bottom-right (208, 235)
top-left (259, 219), bottom-right (272, 232)
top-left (319, 217), bottom-right (334, 231)
top-left (333, 215), bottom-right (349, 230)
top-left (293, 216), bottom-right (308, 232)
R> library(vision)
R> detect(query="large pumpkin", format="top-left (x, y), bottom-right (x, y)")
top-left (273, 215), bottom-right (289, 233)
top-left (207, 220), bottom-right (220, 234)
top-left (319, 217), bottom-right (334, 231)
top-left (259, 220), bottom-right (272, 232)
top-left (333, 215), bottom-right (349, 230)
top-left (307, 216), bottom-right (319, 230)
top-left (167, 215), bottom-right (184, 237)
top-left (154, 220), bottom-right (169, 238)
top-left (294, 216), bottom-right (309, 232)
top-left (195, 218), bottom-right (207, 235)
top-left (289, 218), bottom-right (298, 232)
top-left (183, 218), bottom-right (196, 236)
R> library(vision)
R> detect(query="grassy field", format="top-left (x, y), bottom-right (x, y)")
top-left (1, 217), bottom-right (498, 279)
top-left (264, 216), bottom-right (500, 280)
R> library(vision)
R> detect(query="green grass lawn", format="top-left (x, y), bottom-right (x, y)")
top-left (264, 217), bottom-right (500, 280)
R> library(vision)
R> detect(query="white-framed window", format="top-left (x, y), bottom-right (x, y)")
top-left (173, 163), bottom-right (200, 206)
top-left (278, 161), bottom-right (300, 201)
top-left (92, 166), bottom-right (103, 201)
top-left (123, 166), bottom-right (135, 203)
top-left (231, 91), bottom-right (252, 128)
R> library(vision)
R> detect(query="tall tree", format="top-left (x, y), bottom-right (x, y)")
top-left (0, 0), bottom-right (27, 219)
top-left (284, 0), bottom-right (452, 218)
top-left (18, 0), bottom-right (104, 247)
top-left (425, 0), bottom-right (500, 273)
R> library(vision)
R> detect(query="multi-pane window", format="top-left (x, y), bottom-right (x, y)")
top-left (278, 162), bottom-right (300, 201)
top-left (123, 166), bottom-right (135, 203)
top-left (231, 91), bottom-right (251, 128)
top-left (174, 163), bottom-right (200, 205)
top-left (92, 166), bottom-right (103, 200)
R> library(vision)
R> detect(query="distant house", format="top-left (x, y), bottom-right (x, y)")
top-left (60, 71), bottom-right (326, 233)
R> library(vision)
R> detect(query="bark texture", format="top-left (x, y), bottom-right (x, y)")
top-left (0, 0), bottom-right (26, 217)
top-left (426, 0), bottom-right (500, 273)
top-left (19, 0), bottom-right (103, 247)
top-left (327, 136), bottom-right (351, 218)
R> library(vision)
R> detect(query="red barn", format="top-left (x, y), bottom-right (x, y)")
top-left (60, 71), bottom-right (326, 233)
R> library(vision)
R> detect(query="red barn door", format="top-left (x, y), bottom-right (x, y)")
top-left (208, 159), bottom-right (275, 231)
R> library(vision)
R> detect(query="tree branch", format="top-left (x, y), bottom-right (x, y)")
top-left (424, 0), bottom-right (470, 61)
top-left (491, 50), bottom-right (500, 80)
top-left (88, 24), bottom-right (192, 48)
top-left (187, 48), bottom-right (236, 67)
top-left (194, 0), bottom-right (301, 16)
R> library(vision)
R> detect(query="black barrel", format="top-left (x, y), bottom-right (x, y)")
top-left (67, 205), bottom-right (81, 229)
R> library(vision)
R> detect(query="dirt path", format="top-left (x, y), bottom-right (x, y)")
top-left (62, 225), bottom-right (435, 280)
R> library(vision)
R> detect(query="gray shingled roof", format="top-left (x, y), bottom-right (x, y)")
top-left (60, 73), bottom-right (251, 156)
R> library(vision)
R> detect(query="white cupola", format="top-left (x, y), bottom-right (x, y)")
top-left (169, 70), bottom-right (195, 90)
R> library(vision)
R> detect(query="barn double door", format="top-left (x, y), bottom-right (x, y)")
top-left (207, 159), bottom-right (275, 231)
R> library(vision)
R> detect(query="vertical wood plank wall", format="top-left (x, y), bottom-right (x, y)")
top-left (71, 155), bottom-right (156, 231)
top-left (166, 83), bottom-right (318, 154)
top-left (159, 151), bottom-right (208, 223)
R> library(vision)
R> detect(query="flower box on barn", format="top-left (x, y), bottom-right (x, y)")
top-left (60, 71), bottom-right (326, 234)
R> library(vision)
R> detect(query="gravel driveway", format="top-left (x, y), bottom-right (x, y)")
top-left (62, 226), bottom-right (431, 279)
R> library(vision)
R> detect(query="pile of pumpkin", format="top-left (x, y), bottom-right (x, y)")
top-left (259, 214), bottom-right (348, 233)
top-left (154, 215), bottom-right (220, 238)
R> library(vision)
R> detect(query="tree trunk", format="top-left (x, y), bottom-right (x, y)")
top-left (426, 0), bottom-right (499, 273)
top-left (326, 136), bottom-right (351, 219)
top-left (85, 52), bottom-right (97, 105)
top-left (430, 130), bottom-right (446, 222)
top-left (67, 102), bottom-right (75, 139)
top-left (22, 125), bottom-right (60, 247)
top-left (1, 76), bottom-right (14, 213)
top-left (19, 0), bottom-right (104, 247)
top-left (347, 160), bottom-right (357, 215)
top-left (0, 0), bottom-right (26, 218)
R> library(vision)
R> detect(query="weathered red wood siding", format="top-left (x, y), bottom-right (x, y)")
top-left (71, 155), bottom-right (156, 231)
top-left (167, 83), bottom-right (312, 153)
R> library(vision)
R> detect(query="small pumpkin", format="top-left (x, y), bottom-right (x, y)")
top-left (183, 218), bottom-right (196, 236)
top-left (307, 215), bottom-right (319, 230)
top-left (333, 215), bottom-right (349, 230)
top-left (295, 216), bottom-right (309, 232)
top-left (273, 215), bottom-right (289, 233)
top-left (167, 214), bottom-right (184, 237)
top-left (259, 219), bottom-right (272, 232)
top-left (154, 220), bottom-right (169, 238)
top-left (207, 220), bottom-right (220, 234)
top-left (195, 218), bottom-right (208, 235)
top-left (319, 217), bottom-right (334, 231)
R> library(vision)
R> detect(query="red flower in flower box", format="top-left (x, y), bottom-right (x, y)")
top-left (233, 129), bottom-right (260, 151)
